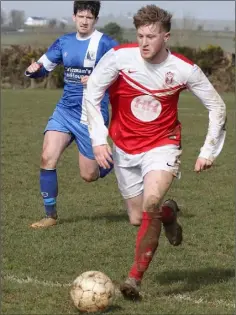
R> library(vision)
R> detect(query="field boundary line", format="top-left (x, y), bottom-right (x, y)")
top-left (166, 293), bottom-right (235, 308)
top-left (2, 274), bottom-right (72, 288)
top-left (2, 273), bottom-right (235, 308)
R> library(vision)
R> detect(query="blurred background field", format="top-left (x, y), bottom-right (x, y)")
top-left (1, 2), bottom-right (235, 92)
top-left (1, 27), bottom-right (235, 53)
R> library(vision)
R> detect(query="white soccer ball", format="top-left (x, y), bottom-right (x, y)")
top-left (70, 271), bottom-right (115, 313)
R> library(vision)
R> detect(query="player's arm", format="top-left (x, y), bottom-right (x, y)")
top-left (186, 64), bottom-right (226, 172)
top-left (25, 38), bottom-right (63, 79)
top-left (85, 48), bottom-right (119, 168)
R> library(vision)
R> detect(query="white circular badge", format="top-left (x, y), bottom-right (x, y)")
top-left (131, 95), bottom-right (162, 122)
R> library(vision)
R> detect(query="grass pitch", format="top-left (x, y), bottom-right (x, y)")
top-left (2, 89), bottom-right (235, 314)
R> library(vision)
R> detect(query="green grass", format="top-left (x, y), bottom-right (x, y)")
top-left (1, 89), bottom-right (235, 314)
top-left (1, 32), bottom-right (62, 49)
top-left (1, 28), bottom-right (234, 53)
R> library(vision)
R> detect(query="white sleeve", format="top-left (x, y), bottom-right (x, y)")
top-left (37, 54), bottom-right (58, 71)
top-left (85, 48), bottom-right (119, 147)
top-left (186, 65), bottom-right (226, 161)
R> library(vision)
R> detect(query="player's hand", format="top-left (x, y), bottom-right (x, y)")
top-left (81, 75), bottom-right (89, 86)
top-left (26, 62), bottom-right (42, 73)
top-left (93, 144), bottom-right (113, 169)
top-left (194, 157), bottom-right (213, 173)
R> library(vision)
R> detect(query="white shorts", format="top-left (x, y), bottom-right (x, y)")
top-left (113, 144), bottom-right (182, 200)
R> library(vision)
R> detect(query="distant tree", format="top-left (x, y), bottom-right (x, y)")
top-left (59, 21), bottom-right (66, 30)
top-left (48, 18), bottom-right (57, 29)
top-left (197, 24), bottom-right (204, 31)
top-left (100, 22), bottom-right (124, 42)
top-left (10, 10), bottom-right (25, 29)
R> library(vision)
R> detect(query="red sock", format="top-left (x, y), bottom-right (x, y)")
top-left (160, 205), bottom-right (175, 224)
top-left (129, 211), bottom-right (161, 281)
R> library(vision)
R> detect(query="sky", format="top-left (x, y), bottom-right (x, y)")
top-left (1, 1), bottom-right (235, 21)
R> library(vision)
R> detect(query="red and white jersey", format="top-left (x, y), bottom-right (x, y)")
top-left (85, 43), bottom-right (226, 160)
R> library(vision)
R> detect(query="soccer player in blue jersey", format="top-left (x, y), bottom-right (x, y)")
top-left (25, 1), bottom-right (118, 228)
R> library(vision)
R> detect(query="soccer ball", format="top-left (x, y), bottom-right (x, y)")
top-left (70, 271), bottom-right (115, 313)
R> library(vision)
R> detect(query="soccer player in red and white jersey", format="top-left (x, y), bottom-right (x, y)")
top-left (85, 5), bottom-right (226, 300)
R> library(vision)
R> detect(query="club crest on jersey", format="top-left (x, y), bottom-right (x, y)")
top-left (86, 51), bottom-right (96, 61)
top-left (165, 71), bottom-right (174, 85)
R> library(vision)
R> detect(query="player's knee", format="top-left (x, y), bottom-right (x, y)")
top-left (129, 218), bottom-right (141, 226)
top-left (128, 212), bottom-right (142, 226)
top-left (41, 152), bottom-right (57, 169)
top-left (144, 195), bottom-right (162, 212)
top-left (80, 170), bottom-right (98, 182)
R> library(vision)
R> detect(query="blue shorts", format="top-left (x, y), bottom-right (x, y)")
top-left (45, 106), bottom-right (107, 160)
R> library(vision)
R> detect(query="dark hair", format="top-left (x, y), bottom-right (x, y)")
top-left (133, 5), bottom-right (172, 32)
top-left (73, 1), bottom-right (101, 19)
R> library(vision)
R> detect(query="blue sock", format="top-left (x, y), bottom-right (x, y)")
top-left (99, 161), bottom-right (114, 178)
top-left (40, 169), bottom-right (58, 217)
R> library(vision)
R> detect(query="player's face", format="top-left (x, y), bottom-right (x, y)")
top-left (73, 10), bottom-right (98, 36)
top-left (137, 23), bottom-right (170, 62)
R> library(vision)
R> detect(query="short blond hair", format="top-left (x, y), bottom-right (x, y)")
top-left (133, 5), bottom-right (172, 32)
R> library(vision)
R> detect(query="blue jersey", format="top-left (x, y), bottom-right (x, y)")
top-left (27, 30), bottom-right (118, 124)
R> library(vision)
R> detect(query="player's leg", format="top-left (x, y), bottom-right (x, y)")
top-left (113, 145), bottom-right (179, 227)
top-left (120, 145), bottom-right (183, 299)
top-left (112, 146), bottom-right (145, 299)
top-left (141, 145), bottom-right (183, 246)
top-left (75, 123), bottom-right (113, 182)
top-left (125, 194), bottom-right (143, 226)
top-left (31, 112), bottom-right (72, 228)
top-left (121, 170), bottom-right (174, 300)
top-left (78, 153), bottom-right (99, 182)
top-left (124, 195), bottom-right (180, 230)
top-left (113, 144), bottom-right (144, 225)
